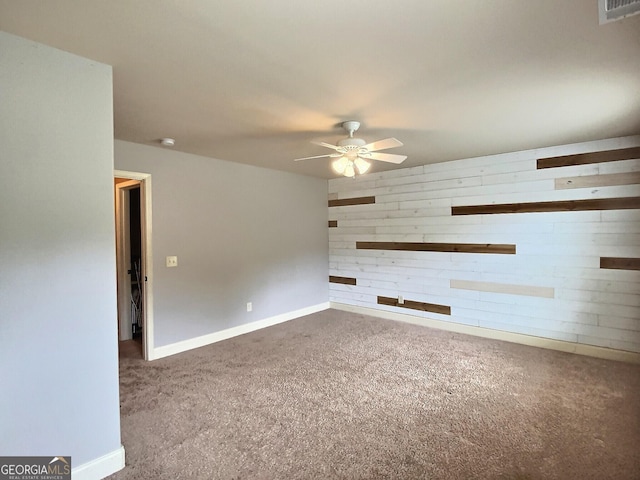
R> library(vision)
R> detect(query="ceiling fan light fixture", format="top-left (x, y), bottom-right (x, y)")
top-left (354, 157), bottom-right (371, 175)
top-left (332, 156), bottom-right (370, 177)
top-left (343, 162), bottom-right (356, 178)
top-left (332, 156), bottom-right (349, 174)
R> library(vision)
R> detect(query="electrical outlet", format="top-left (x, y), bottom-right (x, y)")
top-left (398, 295), bottom-right (404, 305)
top-left (247, 302), bottom-right (252, 312)
top-left (166, 256), bottom-right (178, 267)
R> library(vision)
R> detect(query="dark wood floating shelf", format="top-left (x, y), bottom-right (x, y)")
top-left (378, 296), bottom-right (451, 315)
top-left (328, 196), bottom-right (376, 207)
top-left (537, 146), bottom-right (640, 169)
top-left (452, 197), bottom-right (640, 216)
top-left (329, 275), bottom-right (357, 285)
top-left (356, 241), bottom-right (516, 255)
top-left (600, 257), bottom-right (640, 271)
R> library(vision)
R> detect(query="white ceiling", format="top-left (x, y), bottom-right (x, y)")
top-left (1, 1), bottom-right (639, 178)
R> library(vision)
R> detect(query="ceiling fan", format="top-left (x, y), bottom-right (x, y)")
top-left (295, 121), bottom-right (407, 177)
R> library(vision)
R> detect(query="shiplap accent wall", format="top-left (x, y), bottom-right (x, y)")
top-left (328, 136), bottom-right (640, 354)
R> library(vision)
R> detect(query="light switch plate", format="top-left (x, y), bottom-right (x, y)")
top-left (166, 256), bottom-right (178, 267)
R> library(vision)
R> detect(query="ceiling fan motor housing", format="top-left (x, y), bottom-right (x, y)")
top-left (337, 137), bottom-right (366, 158)
top-left (337, 138), bottom-right (366, 148)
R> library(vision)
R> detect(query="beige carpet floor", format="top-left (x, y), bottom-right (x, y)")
top-left (110, 309), bottom-right (640, 479)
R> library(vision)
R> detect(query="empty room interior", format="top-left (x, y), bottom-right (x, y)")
top-left (1, 1), bottom-right (640, 479)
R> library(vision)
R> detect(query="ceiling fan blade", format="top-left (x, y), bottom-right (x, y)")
top-left (362, 137), bottom-right (403, 152)
top-left (311, 140), bottom-right (342, 151)
top-left (365, 152), bottom-right (408, 164)
top-left (294, 154), bottom-right (334, 162)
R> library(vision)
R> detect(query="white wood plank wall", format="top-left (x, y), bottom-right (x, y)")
top-left (328, 136), bottom-right (640, 353)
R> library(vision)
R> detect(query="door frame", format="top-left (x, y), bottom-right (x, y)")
top-left (115, 170), bottom-right (154, 360)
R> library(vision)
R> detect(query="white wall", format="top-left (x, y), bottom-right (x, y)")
top-left (0, 31), bottom-right (123, 474)
top-left (329, 136), bottom-right (640, 354)
top-left (115, 140), bottom-right (329, 349)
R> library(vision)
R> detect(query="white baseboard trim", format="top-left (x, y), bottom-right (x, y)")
top-left (72, 445), bottom-right (125, 480)
top-left (331, 302), bottom-right (640, 364)
top-left (152, 302), bottom-right (331, 360)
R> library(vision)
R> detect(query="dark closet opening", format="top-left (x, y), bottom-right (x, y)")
top-left (129, 187), bottom-right (143, 342)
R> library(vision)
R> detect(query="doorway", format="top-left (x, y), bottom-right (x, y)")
top-left (114, 170), bottom-right (154, 360)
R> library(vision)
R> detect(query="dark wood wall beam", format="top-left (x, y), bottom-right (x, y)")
top-left (452, 197), bottom-right (640, 216)
top-left (378, 296), bottom-right (451, 315)
top-left (600, 257), bottom-right (640, 271)
top-left (537, 146), bottom-right (640, 169)
top-left (329, 275), bottom-right (357, 285)
top-left (356, 241), bottom-right (515, 254)
top-left (328, 196), bottom-right (376, 207)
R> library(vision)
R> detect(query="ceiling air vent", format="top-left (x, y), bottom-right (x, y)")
top-left (599, 0), bottom-right (640, 23)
